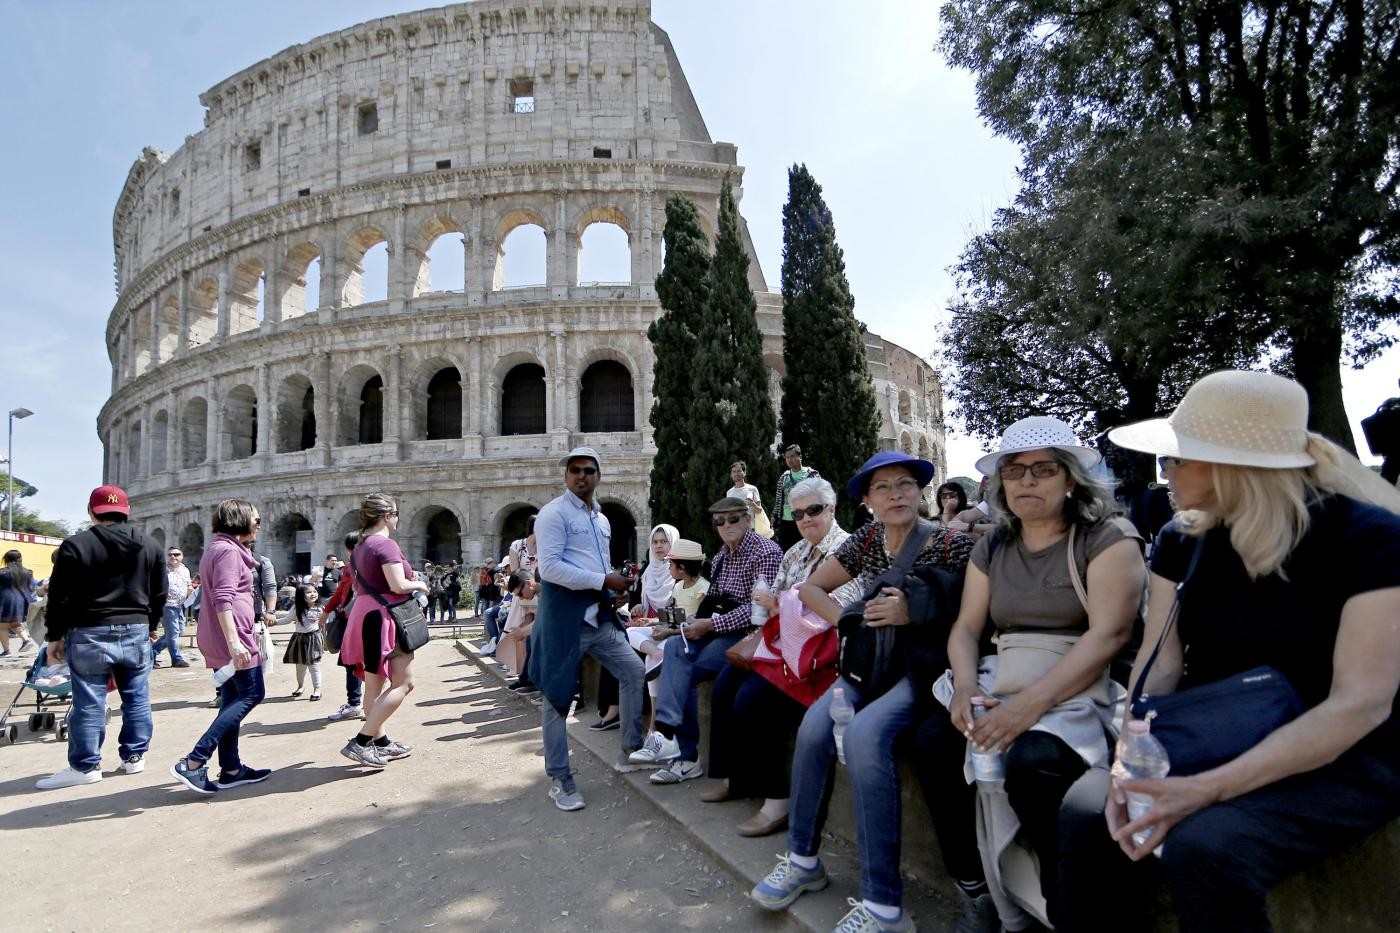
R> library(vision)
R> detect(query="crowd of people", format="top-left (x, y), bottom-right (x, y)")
top-left (14, 368), bottom-right (1400, 933)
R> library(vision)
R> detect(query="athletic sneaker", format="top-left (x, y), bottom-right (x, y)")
top-left (749, 853), bottom-right (830, 911)
top-left (328, 703), bottom-right (365, 722)
top-left (648, 759), bottom-right (703, 785)
top-left (169, 759), bottom-right (217, 795)
top-left (121, 755), bottom-right (146, 775)
top-left (627, 730), bottom-right (680, 765)
top-left (480, 638), bottom-right (497, 655)
top-left (377, 740), bottom-right (413, 761)
top-left (214, 764), bottom-right (272, 789)
top-left (832, 898), bottom-right (916, 933)
top-left (19, 638), bottom-right (36, 652)
top-left (340, 739), bottom-right (387, 769)
top-left (549, 774), bottom-right (585, 811)
top-left (36, 766), bottom-right (103, 791)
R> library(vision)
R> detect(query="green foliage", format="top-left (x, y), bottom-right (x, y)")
top-left (779, 164), bottom-right (882, 528)
top-left (947, 476), bottom-right (979, 502)
top-left (0, 473), bottom-right (38, 512)
top-left (939, 0), bottom-right (1400, 449)
top-left (648, 195), bottom-right (711, 538)
top-left (685, 176), bottom-right (779, 550)
top-left (6, 504), bottom-right (71, 538)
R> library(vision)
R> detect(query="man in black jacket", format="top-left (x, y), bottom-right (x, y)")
top-left (37, 485), bottom-right (165, 790)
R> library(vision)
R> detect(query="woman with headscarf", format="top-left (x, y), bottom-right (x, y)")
top-left (592, 524), bottom-right (679, 731)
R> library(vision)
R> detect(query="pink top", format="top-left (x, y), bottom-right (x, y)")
top-left (196, 533), bottom-right (259, 669)
top-left (352, 533), bottom-right (416, 599)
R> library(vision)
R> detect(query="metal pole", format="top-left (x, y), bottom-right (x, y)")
top-left (6, 412), bottom-right (13, 533)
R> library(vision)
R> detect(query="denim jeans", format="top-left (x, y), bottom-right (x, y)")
top-left (787, 675), bottom-right (921, 905)
top-left (151, 605), bottom-right (186, 663)
top-left (189, 665), bottom-right (265, 773)
top-left (65, 625), bottom-right (154, 772)
top-left (653, 629), bottom-right (744, 762)
top-left (541, 622), bottom-right (644, 778)
top-left (483, 602), bottom-right (502, 641)
top-left (345, 666), bottom-right (363, 706)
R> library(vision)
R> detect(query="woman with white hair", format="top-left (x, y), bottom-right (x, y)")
top-left (1052, 370), bottom-right (1400, 932)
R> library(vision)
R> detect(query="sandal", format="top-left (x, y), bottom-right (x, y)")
top-left (291, 689), bottom-right (304, 697)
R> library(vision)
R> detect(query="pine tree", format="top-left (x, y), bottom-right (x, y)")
top-left (686, 175), bottom-right (778, 549)
top-left (647, 195), bottom-right (710, 539)
top-left (779, 164), bottom-right (881, 527)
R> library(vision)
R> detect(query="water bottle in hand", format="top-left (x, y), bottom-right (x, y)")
top-left (210, 662), bottom-right (236, 687)
top-left (751, 577), bottom-right (772, 627)
top-left (830, 687), bottom-right (855, 765)
top-left (1112, 719), bottom-right (1171, 854)
top-left (969, 697), bottom-right (1005, 790)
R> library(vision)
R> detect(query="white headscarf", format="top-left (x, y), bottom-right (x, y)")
top-left (640, 523), bottom-right (679, 613)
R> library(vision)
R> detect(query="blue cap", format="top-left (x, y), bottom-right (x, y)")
top-left (846, 451), bottom-right (936, 500)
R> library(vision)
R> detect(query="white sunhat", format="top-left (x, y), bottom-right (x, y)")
top-left (1108, 370), bottom-right (1315, 469)
top-left (974, 416), bottom-right (1102, 477)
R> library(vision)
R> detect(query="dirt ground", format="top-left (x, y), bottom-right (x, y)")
top-left (0, 638), bottom-right (791, 932)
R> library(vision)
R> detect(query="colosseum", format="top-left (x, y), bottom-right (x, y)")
top-left (99, 0), bottom-right (946, 575)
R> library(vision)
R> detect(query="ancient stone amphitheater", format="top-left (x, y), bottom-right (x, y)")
top-left (100, 0), bottom-right (945, 575)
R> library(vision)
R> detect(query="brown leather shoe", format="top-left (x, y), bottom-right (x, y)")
top-left (737, 811), bottom-right (788, 837)
top-left (700, 782), bottom-right (734, 803)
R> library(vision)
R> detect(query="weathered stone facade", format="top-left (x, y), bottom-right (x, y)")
top-left (99, 0), bottom-right (944, 575)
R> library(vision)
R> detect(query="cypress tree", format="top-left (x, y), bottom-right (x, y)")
top-left (647, 195), bottom-right (710, 538)
top-left (779, 164), bottom-right (881, 527)
top-left (686, 175), bottom-right (778, 549)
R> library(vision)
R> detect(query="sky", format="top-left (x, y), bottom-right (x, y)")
top-left (1, 0), bottom-right (1395, 529)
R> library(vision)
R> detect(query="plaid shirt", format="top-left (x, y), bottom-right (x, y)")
top-left (708, 529), bottom-right (784, 634)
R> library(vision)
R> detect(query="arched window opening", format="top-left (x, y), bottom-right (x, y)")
top-left (229, 259), bottom-right (265, 334)
top-left (900, 431), bottom-right (914, 455)
top-left (425, 232), bottom-right (465, 293)
top-left (577, 222), bottom-right (631, 285)
top-left (918, 436), bottom-right (931, 461)
top-left (580, 360), bottom-right (634, 432)
top-left (279, 243), bottom-right (321, 319)
top-left (426, 367), bottom-right (463, 440)
top-left (342, 228), bottom-right (389, 307)
top-left (276, 377), bottom-right (316, 452)
top-left (188, 278), bottom-right (218, 348)
top-left (898, 390), bottom-right (912, 424)
top-left (495, 224), bottom-right (546, 289)
top-left (158, 296), bottom-right (180, 362)
top-left (358, 376), bottom-right (384, 445)
top-left (151, 411), bottom-right (169, 474)
top-left (425, 509), bottom-right (463, 566)
top-left (181, 398), bottom-right (208, 468)
top-left (359, 242), bottom-right (389, 304)
top-left (274, 513), bottom-right (314, 576)
top-left (180, 523), bottom-right (205, 567)
top-left (501, 363), bottom-right (546, 435)
top-left (126, 422), bottom-right (143, 480)
top-left (134, 307), bottom-right (153, 375)
top-left (223, 385), bottom-right (258, 461)
top-left (497, 506), bottom-right (538, 561)
top-left (151, 528), bottom-right (166, 549)
top-left (600, 502), bottom-right (636, 568)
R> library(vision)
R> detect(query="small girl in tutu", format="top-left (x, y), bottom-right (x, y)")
top-left (282, 583), bottom-right (324, 700)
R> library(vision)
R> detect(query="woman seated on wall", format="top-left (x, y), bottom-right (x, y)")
top-left (1051, 370), bottom-right (1400, 933)
top-left (495, 573), bottom-right (538, 682)
top-left (943, 416), bottom-right (1146, 931)
top-left (593, 525), bottom-right (680, 731)
top-left (748, 451), bottom-right (974, 933)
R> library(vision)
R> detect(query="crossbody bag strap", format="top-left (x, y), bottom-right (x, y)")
top-left (350, 546), bottom-right (393, 610)
top-left (878, 518), bottom-right (936, 594)
top-left (1065, 524), bottom-right (1088, 613)
top-left (1129, 534), bottom-right (1208, 709)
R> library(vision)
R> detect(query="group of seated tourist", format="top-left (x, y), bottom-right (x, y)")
top-left (508, 369), bottom-right (1398, 933)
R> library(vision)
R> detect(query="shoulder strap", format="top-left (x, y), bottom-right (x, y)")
top-left (1129, 534), bottom-right (1208, 709)
top-left (350, 546), bottom-right (394, 609)
top-left (1065, 524), bottom-right (1088, 612)
top-left (891, 518), bottom-right (937, 577)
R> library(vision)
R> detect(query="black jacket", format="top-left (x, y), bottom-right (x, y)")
top-left (45, 523), bottom-right (166, 641)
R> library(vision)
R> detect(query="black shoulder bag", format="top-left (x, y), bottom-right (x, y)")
top-left (351, 549), bottom-right (431, 654)
top-left (1129, 535), bottom-right (1304, 775)
top-left (837, 519), bottom-right (937, 700)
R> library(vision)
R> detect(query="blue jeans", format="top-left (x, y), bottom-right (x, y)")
top-left (65, 625), bottom-right (153, 772)
top-left (345, 666), bottom-right (363, 706)
top-left (189, 665), bottom-right (265, 773)
top-left (787, 676), bottom-right (921, 905)
top-left (654, 629), bottom-right (744, 762)
top-left (541, 622), bottom-right (644, 778)
top-left (483, 601), bottom-right (502, 641)
top-left (151, 605), bottom-right (186, 663)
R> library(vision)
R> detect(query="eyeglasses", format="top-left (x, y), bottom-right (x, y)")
top-left (252, 517), bottom-right (262, 525)
top-left (168, 552), bottom-right (182, 557)
top-left (567, 465), bottom-right (599, 476)
top-left (794, 503), bottom-right (828, 518)
top-left (938, 492), bottom-right (961, 500)
top-left (868, 477), bottom-right (921, 497)
top-left (1157, 456), bottom-right (1189, 472)
top-left (385, 509), bottom-right (400, 517)
top-left (712, 513), bottom-right (747, 526)
top-left (998, 461), bottom-right (1063, 481)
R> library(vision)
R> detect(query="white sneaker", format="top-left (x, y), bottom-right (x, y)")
top-left (328, 703), bottom-right (365, 722)
top-left (36, 766), bottom-right (103, 790)
top-left (648, 759), bottom-right (703, 784)
top-left (121, 755), bottom-right (145, 775)
top-left (480, 638), bottom-right (497, 655)
top-left (627, 731), bottom-right (680, 765)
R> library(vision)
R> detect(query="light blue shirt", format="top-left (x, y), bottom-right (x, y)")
top-left (535, 489), bottom-right (613, 626)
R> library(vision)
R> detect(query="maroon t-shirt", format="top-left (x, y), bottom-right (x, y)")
top-left (353, 534), bottom-right (415, 600)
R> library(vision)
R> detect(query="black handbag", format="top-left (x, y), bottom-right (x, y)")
top-left (1129, 536), bottom-right (1305, 775)
top-left (352, 551), bottom-right (431, 654)
top-left (323, 608), bottom-right (348, 653)
top-left (837, 519), bottom-right (937, 699)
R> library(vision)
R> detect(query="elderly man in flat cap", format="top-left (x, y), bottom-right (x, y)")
top-left (629, 496), bottom-right (782, 784)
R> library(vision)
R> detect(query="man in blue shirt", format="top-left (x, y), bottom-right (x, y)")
top-left (527, 447), bottom-right (642, 811)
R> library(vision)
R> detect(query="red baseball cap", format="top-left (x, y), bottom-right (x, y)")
top-left (88, 484), bottom-right (131, 517)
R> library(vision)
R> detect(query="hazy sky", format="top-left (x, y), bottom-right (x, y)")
top-left (1, 1), bottom-right (1394, 528)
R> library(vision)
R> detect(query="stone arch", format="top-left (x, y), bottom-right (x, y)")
top-left (133, 305), bottom-right (153, 375)
top-left (179, 522), bottom-right (205, 567)
top-left (150, 527), bottom-right (166, 549)
top-left (496, 504), bottom-right (539, 561)
top-left (181, 396), bottom-right (208, 468)
top-left (188, 276), bottom-right (218, 348)
top-left (278, 241), bottom-right (322, 319)
top-left (918, 435), bottom-right (931, 461)
top-left (270, 510), bottom-right (314, 576)
top-left (900, 430), bottom-right (914, 455)
top-left (222, 384), bottom-right (259, 461)
top-left (898, 390), bottom-right (912, 424)
top-left (151, 409), bottom-right (169, 474)
top-left (600, 499), bottom-right (637, 568)
top-left (275, 374), bottom-right (316, 452)
top-left (411, 216), bottom-right (466, 297)
top-left (341, 225), bottom-right (390, 307)
top-left (407, 504), bottom-right (465, 567)
top-left (337, 364), bottom-right (385, 446)
top-left (228, 256), bottom-right (265, 334)
top-left (425, 364), bottom-right (463, 440)
top-left (333, 509), bottom-right (362, 548)
top-left (493, 207), bottom-right (549, 290)
top-left (579, 359), bottom-right (635, 432)
top-left (125, 419), bottom-right (144, 480)
top-left (500, 361), bottom-right (547, 436)
top-left (158, 295), bottom-right (180, 362)
top-left (576, 205), bottom-right (632, 286)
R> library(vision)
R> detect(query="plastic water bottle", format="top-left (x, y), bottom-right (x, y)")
top-left (1113, 719), bottom-right (1171, 853)
top-left (830, 687), bottom-right (855, 764)
top-left (969, 697), bottom-right (1005, 790)
top-left (751, 577), bottom-right (772, 626)
top-left (210, 662), bottom-right (236, 687)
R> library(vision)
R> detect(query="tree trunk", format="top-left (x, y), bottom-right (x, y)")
top-left (1288, 315), bottom-right (1357, 454)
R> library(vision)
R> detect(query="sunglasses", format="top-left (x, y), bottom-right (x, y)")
top-left (793, 503), bottom-right (828, 518)
top-left (997, 461), bottom-right (1064, 481)
top-left (385, 509), bottom-right (400, 517)
top-left (567, 465), bottom-right (599, 476)
top-left (711, 513), bottom-right (747, 526)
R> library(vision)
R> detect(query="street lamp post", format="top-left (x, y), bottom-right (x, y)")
top-left (7, 407), bottom-right (34, 533)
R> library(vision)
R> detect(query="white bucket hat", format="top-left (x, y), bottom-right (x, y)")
top-left (1107, 370), bottom-right (1315, 469)
top-left (974, 416), bottom-right (1102, 477)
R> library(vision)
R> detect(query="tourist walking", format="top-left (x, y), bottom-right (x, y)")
top-left (151, 546), bottom-right (191, 667)
top-left (1, 549), bottom-right (37, 655)
top-left (324, 532), bottom-right (366, 723)
top-left (171, 499), bottom-right (270, 794)
top-left (35, 485), bottom-right (165, 790)
top-left (772, 445), bottom-right (819, 551)
top-left (338, 493), bottom-right (429, 768)
top-left (283, 583), bottom-right (324, 700)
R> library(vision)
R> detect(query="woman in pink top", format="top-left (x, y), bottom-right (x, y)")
top-left (339, 493), bottom-right (430, 769)
top-left (170, 499), bottom-right (269, 795)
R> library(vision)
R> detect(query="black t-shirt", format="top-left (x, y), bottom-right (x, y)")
top-left (1151, 494), bottom-right (1400, 762)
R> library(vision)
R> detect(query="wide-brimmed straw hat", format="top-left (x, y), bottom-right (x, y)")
top-left (1108, 370), bottom-right (1315, 469)
top-left (666, 539), bottom-right (706, 561)
top-left (974, 416), bottom-right (1101, 477)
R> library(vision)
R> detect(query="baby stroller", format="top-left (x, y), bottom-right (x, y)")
top-left (0, 647), bottom-right (111, 746)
